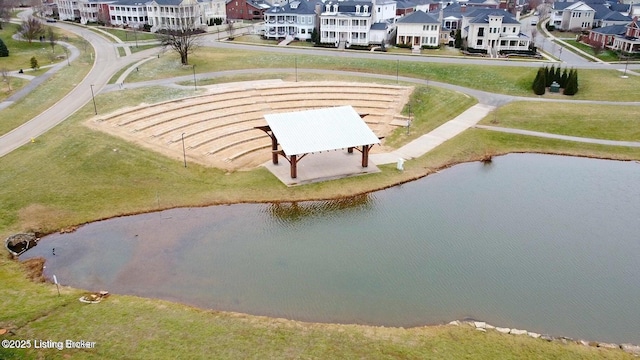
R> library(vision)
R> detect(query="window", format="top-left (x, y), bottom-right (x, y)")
top-left (478, 27), bottom-right (484, 36)
top-left (477, 39), bottom-right (483, 46)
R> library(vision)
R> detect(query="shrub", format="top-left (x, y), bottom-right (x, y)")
top-left (0, 39), bottom-right (8, 57)
top-left (30, 56), bottom-right (39, 69)
top-left (532, 67), bottom-right (546, 95)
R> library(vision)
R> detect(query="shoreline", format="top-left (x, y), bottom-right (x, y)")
top-left (8, 152), bottom-right (640, 356)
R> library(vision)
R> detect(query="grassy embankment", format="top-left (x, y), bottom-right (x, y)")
top-left (1, 47), bottom-right (640, 359)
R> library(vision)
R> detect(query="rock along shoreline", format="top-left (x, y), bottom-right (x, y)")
top-left (448, 319), bottom-right (640, 356)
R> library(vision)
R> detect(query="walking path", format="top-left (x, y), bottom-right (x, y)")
top-left (475, 125), bottom-right (640, 148)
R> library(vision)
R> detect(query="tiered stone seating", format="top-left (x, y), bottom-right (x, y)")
top-left (89, 81), bottom-right (412, 170)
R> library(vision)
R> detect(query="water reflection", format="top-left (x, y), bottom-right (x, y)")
top-left (266, 194), bottom-right (373, 223)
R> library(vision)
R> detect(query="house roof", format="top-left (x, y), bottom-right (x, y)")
top-left (264, 106), bottom-right (380, 156)
top-left (265, 0), bottom-right (318, 14)
top-left (610, 3), bottom-right (630, 13)
top-left (396, 0), bottom-right (415, 10)
top-left (397, 9), bottom-right (439, 23)
top-left (591, 24), bottom-right (627, 35)
top-left (370, 21), bottom-right (390, 30)
top-left (466, 8), bottom-right (520, 24)
top-left (323, 0), bottom-right (374, 13)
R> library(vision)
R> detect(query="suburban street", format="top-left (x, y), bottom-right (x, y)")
top-left (0, 14), bottom-right (638, 158)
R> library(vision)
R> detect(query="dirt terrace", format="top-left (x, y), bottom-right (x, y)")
top-left (87, 80), bottom-right (413, 171)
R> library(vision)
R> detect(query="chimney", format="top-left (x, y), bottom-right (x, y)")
top-left (461, 4), bottom-right (466, 12)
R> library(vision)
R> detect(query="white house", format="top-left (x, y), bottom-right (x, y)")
top-left (146, 0), bottom-right (204, 32)
top-left (108, 0), bottom-right (148, 28)
top-left (395, 10), bottom-right (440, 48)
top-left (551, 1), bottom-right (595, 31)
top-left (373, 0), bottom-right (396, 22)
top-left (369, 19), bottom-right (396, 45)
top-left (263, 0), bottom-right (319, 40)
top-left (462, 8), bottom-right (530, 55)
top-left (320, 1), bottom-right (373, 47)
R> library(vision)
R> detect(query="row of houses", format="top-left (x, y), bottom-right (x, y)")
top-left (549, 0), bottom-right (638, 31)
top-left (586, 16), bottom-right (640, 53)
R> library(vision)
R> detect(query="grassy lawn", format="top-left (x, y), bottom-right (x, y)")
top-left (0, 77), bottom-right (28, 102)
top-left (232, 34), bottom-right (279, 45)
top-left (0, 23), bottom-right (72, 71)
top-left (480, 102), bottom-right (640, 141)
top-left (123, 49), bottom-right (640, 101)
top-left (562, 40), bottom-right (620, 62)
top-left (92, 27), bottom-right (158, 42)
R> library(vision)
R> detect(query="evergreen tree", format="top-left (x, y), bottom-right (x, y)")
top-left (0, 38), bottom-right (8, 57)
top-left (454, 29), bottom-right (462, 49)
top-left (311, 27), bottom-right (319, 45)
top-left (30, 56), bottom-right (39, 70)
top-left (553, 66), bottom-right (562, 84)
top-left (532, 67), bottom-right (546, 95)
top-left (560, 67), bottom-right (569, 88)
top-left (545, 66), bottom-right (554, 87)
top-left (563, 69), bottom-right (579, 95)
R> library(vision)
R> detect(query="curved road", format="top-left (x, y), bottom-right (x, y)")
top-left (0, 17), bottom-right (638, 158)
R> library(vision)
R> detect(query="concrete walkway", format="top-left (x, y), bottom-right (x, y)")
top-left (371, 104), bottom-right (496, 165)
top-left (475, 125), bottom-right (640, 148)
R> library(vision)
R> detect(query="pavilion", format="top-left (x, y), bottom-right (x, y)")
top-left (256, 106), bottom-right (382, 185)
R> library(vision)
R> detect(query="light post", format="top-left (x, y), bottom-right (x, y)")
top-left (64, 47), bottom-right (70, 66)
top-left (134, 26), bottom-right (138, 48)
top-left (558, 47), bottom-right (562, 60)
top-left (192, 64), bottom-right (197, 90)
top-left (396, 59), bottom-right (399, 84)
top-left (623, 50), bottom-right (630, 78)
top-left (181, 133), bottom-right (187, 168)
top-left (295, 57), bottom-right (298, 82)
top-left (90, 84), bottom-right (97, 115)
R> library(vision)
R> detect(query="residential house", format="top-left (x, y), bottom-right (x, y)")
top-left (612, 16), bottom-right (640, 53)
top-left (551, 1), bottom-right (595, 31)
top-left (226, 0), bottom-right (268, 20)
top-left (369, 19), bottom-right (396, 44)
top-left (373, 0), bottom-right (396, 22)
top-left (591, 4), bottom-right (632, 28)
top-left (147, 0), bottom-right (205, 31)
top-left (319, 1), bottom-right (373, 47)
top-left (76, 0), bottom-right (111, 25)
top-left (57, 0), bottom-right (81, 21)
top-left (586, 23), bottom-right (626, 48)
top-left (396, 10), bottom-right (440, 47)
top-left (108, 0), bottom-right (149, 27)
top-left (462, 8), bottom-right (530, 55)
top-left (396, 0), bottom-right (415, 16)
top-left (263, 0), bottom-right (319, 40)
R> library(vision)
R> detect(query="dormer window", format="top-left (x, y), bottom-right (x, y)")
top-left (356, 4), bottom-right (361, 12)
top-left (325, 4), bottom-right (330, 12)
top-left (363, 5), bottom-right (369, 12)
top-left (332, 4), bottom-right (338, 12)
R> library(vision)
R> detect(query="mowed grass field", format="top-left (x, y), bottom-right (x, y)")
top-left (2, 36), bottom-right (640, 359)
top-left (480, 102), bottom-right (640, 141)
top-left (123, 49), bottom-right (640, 101)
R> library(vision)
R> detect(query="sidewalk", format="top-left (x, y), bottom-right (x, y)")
top-left (370, 103), bottom-right (496, 165)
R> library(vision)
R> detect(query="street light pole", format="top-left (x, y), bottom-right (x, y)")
top-left (90, 84), bottom-right (97, 115)
top-left (396, 59), bottom-right (399, 84)
top-left (295, 57), bottom-right (298, 82)
top-left (192, 64), bottom-right (196, 90)
top-left (64, 47), bottom-right (70, 66)
top-left (181, 133), bottom-right (187, 168)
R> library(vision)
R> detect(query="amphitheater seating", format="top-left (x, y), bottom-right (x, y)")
top-left (89, 80), bottom-right (412, 170)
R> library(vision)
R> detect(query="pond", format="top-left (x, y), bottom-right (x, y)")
top-left (21, 154), bottom-right (640, 344)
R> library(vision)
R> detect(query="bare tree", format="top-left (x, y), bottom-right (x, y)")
top-left (159, 27), bottom-right (201, 65)
top-left (1, 67), bottom-right (11, 92)
top-left (20, 16), bottom-right (44, 43)
top-left (592, 41), bottom-right (603, 56)
top-left (47, 26), bottom-right (57, 53)
top-left (0, 0), bottom-right (14, 30)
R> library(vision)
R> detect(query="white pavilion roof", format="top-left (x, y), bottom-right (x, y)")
top-left (264, 106), bottom-right (380, 156)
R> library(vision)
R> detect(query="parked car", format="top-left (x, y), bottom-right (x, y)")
top-left (46, 18), bottom-right (56, 23)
